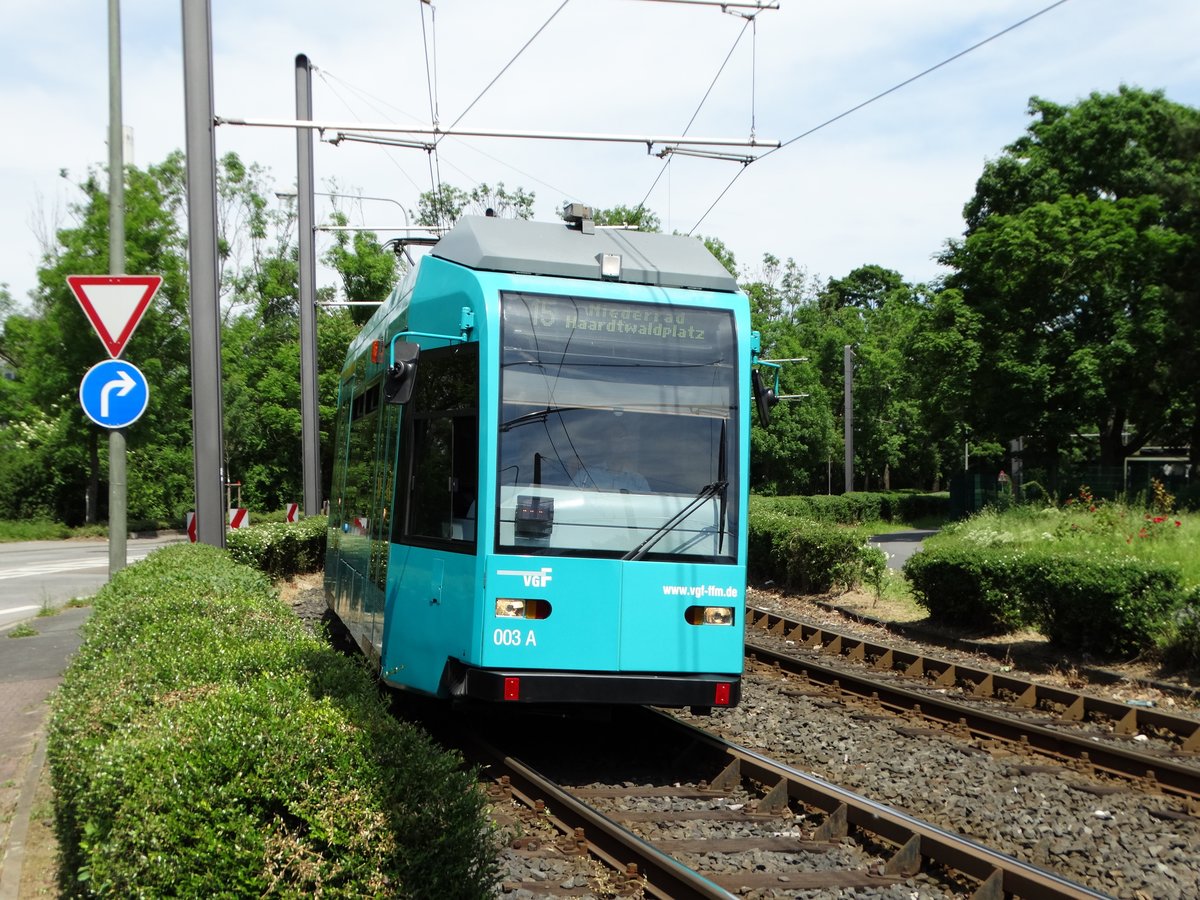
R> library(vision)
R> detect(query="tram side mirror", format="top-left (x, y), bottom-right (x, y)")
top-left (385, 343), bottom-right (420, 405)
top-left (752, 368), bottom-right (779, 427)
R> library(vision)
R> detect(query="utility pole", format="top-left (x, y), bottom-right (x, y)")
top-left (181, 0), bottom-right (226, 547)
top-left (843, 344), bottom-right (854, 494)
top-left (107, 0), bottom-right (127, 574)
top-left (295, 54), bottom-right (320, 517)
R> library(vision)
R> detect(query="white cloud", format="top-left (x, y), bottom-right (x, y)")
top-left (2, 0), bottom-right (1199, 306)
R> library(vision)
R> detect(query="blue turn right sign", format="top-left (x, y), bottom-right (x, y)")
top-left (79, 359), bottom-right (150, 429)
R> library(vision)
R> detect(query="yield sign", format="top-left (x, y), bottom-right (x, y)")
top-left (67, 275), bottom-right (162, 358)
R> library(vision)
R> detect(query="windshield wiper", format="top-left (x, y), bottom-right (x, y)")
top-left (499, 405), bottom-right (583, 432)
top-left (622, 480), bottom-right (727, 562)
top-left (717, 419), bottom-right (728, 554)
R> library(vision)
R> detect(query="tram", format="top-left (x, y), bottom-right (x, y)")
top-left (325, 206), bottom-right (755, 709)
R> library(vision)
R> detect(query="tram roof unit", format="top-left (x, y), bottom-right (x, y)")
top-left (432, 215), bottom-right (740, 293)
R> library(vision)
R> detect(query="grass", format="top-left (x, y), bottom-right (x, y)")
top-left (0, 519), bottom-right (72, 542)
top-left (7, 623), bottom-right (38, 638)
top-left (931, 501), bottom-right (1198, 588)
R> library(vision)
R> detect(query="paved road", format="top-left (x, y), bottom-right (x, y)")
top-left (868, 529), bottom-right (938, 571)
top-left (0, 535), bottom-right (183, 631)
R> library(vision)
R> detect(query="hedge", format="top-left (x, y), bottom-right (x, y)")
top-left (226, 514), bottom-right (327, 578)
top-left (752, 491), bottom-right (949, 526)
top-left (48, 543), bottom-right (497, 898)
top-left (748, 504), bottom-right (885, 594)
top-left (904, 545), bottom-right (1184, 657)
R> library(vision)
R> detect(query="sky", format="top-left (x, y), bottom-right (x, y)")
top-left (3, 0), bottom-right (1200, 309)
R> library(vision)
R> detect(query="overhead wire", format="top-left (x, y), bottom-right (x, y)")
top-left (313, 69), bottom-right (426, 195)
top-left (686, 0), bottom-right (1074, 235)
top-left (440, 0), bottom-right (574, 142)
top-left (418, 0), bottom-right (446, 229)
top-left (316, 66), bottom-right (576, 208)
top-left (634, 13), bottom-right (755, 217)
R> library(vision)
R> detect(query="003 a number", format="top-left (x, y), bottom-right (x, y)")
top-left (493, 628), bottom-right (523, 646)
top-left (492, 628), bottom-right (537, 647)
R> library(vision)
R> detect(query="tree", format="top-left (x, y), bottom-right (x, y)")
top-left (700, 236), bottom-right (736, 277)
top-left (1, 157), bottom-right (192, 524)
top-left (943, 87), bottom-right (1200, 470)
top-left (413, 181), bottom-right (534, 228)
top-left (322, 211), bottom-right (398, 326)
top-left (591, 205), bottom-right (661, 232)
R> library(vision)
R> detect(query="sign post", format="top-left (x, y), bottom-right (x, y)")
top-left (69, 274), bottom-right (160, 578)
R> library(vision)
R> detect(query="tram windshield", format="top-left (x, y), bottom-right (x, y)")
top-left (497, 292), bottom-right (739, 562)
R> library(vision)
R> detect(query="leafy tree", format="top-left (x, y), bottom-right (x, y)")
top-left (700, 236), bottom-right (736, 277)
top-left (413, 181), bottom-right (534, 228)
top-left (591, 205), bottom-right (661, 232)
top-left (322, 211), bottom-right (398, 326)
top-left (0, 283), bottom-right (15, 333)
top-left (741, 255), bottom-right (837, 493)
top-left (1, 157), bottom-right (192, 524)
top-left (943, 87), bottom-right (1200, 470)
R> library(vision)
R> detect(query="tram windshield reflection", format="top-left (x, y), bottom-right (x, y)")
top-left (496, 292), bottom-right (739, 562)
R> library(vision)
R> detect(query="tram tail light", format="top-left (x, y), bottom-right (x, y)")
top-left (503, 677), bottom-right (521, 701)
top-left (714, 682), bottom-right (732, 706)
top-left (685, 606), bottom-right (735, 626)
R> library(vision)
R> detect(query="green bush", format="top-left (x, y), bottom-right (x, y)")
top-left (49, 543), bottom-right (497, 898)
top-left (226, 515), bottom-right (327, 578)
top-left (903, 546), bottom-right (1028, 633)
top-left (1021, 552), bottom-right (1182, 657)
top-left (748, 504), bottom-right (885, 593)
top-left (752, 491), bottom-right (949, 526)
top-left (905, 545), bottom-right (1185, 655)
top-left (1162, 587), bottom-right (1200, 669)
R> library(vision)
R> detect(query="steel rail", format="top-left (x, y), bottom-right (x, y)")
top-left (655, 709), bottom-right (1111, 900)
top-left (747, 606), bottom-right (1200, 750)
top-left (464, 733), bottom-right (736, 899)
top-left (745, 610), bottom-right (1200, 804)
top-left (458, 705), bottom-right (1110, 899)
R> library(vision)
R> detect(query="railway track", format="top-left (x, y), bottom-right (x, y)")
top-left (743, 605), bottom-right (1200, 806)
top-left (459, 706), bottom-right (1110, 899)
top-left (303, 590), bottom-right (1197, 897)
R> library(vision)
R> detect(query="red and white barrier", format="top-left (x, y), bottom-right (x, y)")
top-left (185, 511), bottom-right (197, 543)
top-left (286, 502), bottom-right (299, 523)
top-left (228, 507), bottom-right (249, 530)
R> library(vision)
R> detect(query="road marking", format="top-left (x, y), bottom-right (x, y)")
top-left (0, 552), bottom-right (153, 581)
top-left (0, 605), bottom-right (39, 616)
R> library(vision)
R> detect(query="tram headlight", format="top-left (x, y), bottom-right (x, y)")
top-left (496, 599), bottom-right (525, 618)
top-left (685, 605), bottom-right (735, 626)
top-left (495, 599), bottom-right (552, 620)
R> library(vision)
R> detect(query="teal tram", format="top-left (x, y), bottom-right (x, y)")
top-left (325, 207), bottom-right (761, 710)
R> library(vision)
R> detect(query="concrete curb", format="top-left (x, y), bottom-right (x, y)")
top-left (0, 732), bottom-right (47, 900)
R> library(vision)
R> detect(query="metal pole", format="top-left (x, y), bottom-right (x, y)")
top-left (107, 0), bottom-right (127, 576)
top-left (843, 345), bottom-right (853, 494)
top-left (296, 54), bottom-right (321, 517)
top-left (181, 0), bottom-right (226, 546)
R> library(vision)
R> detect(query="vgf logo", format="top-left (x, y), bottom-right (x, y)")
top-left (497, 567), bottom-right (553, 588)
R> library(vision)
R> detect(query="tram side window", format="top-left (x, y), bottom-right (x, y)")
top-left (398, 344), bottom-right (478, 546)
top-left (345, 381), bottom-right (381, 536)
